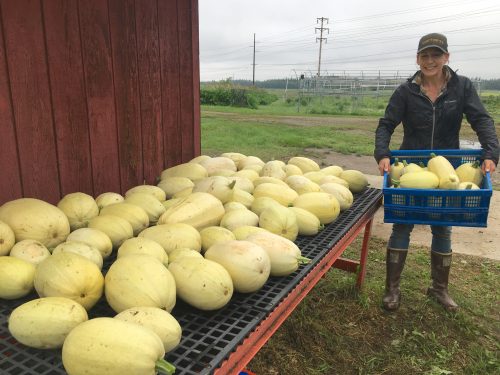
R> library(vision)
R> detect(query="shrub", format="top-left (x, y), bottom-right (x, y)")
top-left (200, 82), bottom-right (278, 109)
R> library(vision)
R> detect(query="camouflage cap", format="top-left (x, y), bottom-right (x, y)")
top-left (417, 33), bottom-right (448, 53)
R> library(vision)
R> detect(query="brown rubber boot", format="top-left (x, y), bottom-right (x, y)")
top-left (382, 248), bottom-right (408, 311)
top-left (427, 251), bottom-right (459, 312)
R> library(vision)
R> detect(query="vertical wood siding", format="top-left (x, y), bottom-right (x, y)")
top-left (0, 0), bottom-right (200, 204)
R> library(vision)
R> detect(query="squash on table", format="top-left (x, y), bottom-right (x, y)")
top-left (117, 237), bottom-right (168, 266)
top-left (157, 177), bottom-right (194, 199)
top-left (250, 196), bottom-right (283, 216)
top-left (57, 192), bottom-right (99, 231)
top-left (253, 183), bottom-right (298, 207)
top-left (95, 192), bottom-right (124, 210)
top-left (245, 231), bottom-right (310, 277)
top-left (232, 225), bottom-right (268, 240)
top-left (204, 240), bottom-right (271, 293)
top-left (0, 256), bottom-right (36, 299)
top-left (8, 297), bottom-right (88, 349)
top-left (292, 192), bottom-right (340, 224)
top-left (227, 176), bottom-right (255, 194)
top-left (220, 209), bottom-right (259, 232)
top-left (139, 223), bottom-right (201, 254)
top-left (125, 192), bottom-right (166, 225)
top-left (259, 205), bottom-right (298, 241)
top-left (192, 176), bottom-right (236, 203)
top-left (125, 184), bottom-right (166, 201)
top-left (114, 306), bottom-right (182, 353)
top-left (157, 192), bottom-right (225, 230)
top-left (320, 165), bottom-right (343, 177)
top-left (320, 182), bottom-right (354, 211)
top-left (0, 220), bottom-right (15, 256)
top-left (168, 257), bottom-right (233, 311)
top-left (288, 207), bottom-right (322, 236)
top-left (105, 255), bottom-right (176, 313)
top-left (339, 170), bottom-right (369, 193)
top-left (0, 198), bottom-right (70, 250)
top-left (223, 201), bottom-right (248, 212)
top-left (52, 241), bottom-right (103, 270)
top-left (319, 175), bottom-right (349, 188)
top-left (188, 154), bottom-right (212, 164)
top-left (200, 226), bottom-right (236, 253)
top-left (199, 156), bottom-right (237, 175)
top-left (287, 156), bottom-right (320, 173)
top-left (237, 155), bottom-right (265, 170)
top-left (260, 160), bottom-right (286, 180)
top-left (286, 175), bottom-right (322, 195)
top-left (220, 152), bottom-right (247, 168)
top-left (303, 171), bottom-right (328, 184)
top-left (62, 317), bottom-right (175, 375)
top-left (66, 228), bottom-right (113, 259)
top-left (234, 168), bottom-right (260, 182)
top-left (99, 202), bottom-right (149, 236)
top-left (9, 239), bottom-right (50, 265)
top-left (253, 176), bottom-right (289, 188)
top-left (160, 162), bottom-right (208, 181)
top-left (116, 237), bottom-right (168, 266)
top-left (34, 252), bottom-right (103, 310)
top-left (168, 248), bottom-right (203, 263)
top-left (283, 164), bottom-right (303, 177)
top-left (228, 188), bottom-right (254, 208)
top-left (87, 214), bottom-right (133, 249)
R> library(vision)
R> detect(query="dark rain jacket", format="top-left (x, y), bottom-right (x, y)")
top-left (374, 66), bottom-right (499, 165)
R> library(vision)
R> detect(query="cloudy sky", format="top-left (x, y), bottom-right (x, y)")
top-left (199, 0), bottom-right (500, 81)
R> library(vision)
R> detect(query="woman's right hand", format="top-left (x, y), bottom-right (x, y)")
top-left (378, 158), bottom-right (391, 176)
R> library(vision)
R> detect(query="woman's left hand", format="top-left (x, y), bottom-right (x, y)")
top-left (482, 159), bottom-right (496, 174)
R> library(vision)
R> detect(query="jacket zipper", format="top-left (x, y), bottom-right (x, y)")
top-left (431, 105), bottom-right (436, 150)
top-left (419, 93), bottom-right (436, 150)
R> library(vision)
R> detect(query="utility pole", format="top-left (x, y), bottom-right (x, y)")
top-left (252, 33), bottom-right (256, 85)
top-left (315, 17), bottom-right (329, 77)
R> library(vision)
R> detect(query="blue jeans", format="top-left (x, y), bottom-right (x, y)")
top-left (388, 224), bottom-right (452, 254)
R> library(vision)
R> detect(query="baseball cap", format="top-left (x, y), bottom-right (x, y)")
top-left (417, 33), bottom-right (448, 53)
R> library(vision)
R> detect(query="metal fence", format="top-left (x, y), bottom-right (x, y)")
top-left (297, 71), bottom-right (482, 98)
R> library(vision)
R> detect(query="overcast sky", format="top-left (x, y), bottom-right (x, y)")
top-left (199, 0), bottom-right (500, 81)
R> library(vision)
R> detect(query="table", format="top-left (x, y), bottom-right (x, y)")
top-left (0, 188), bottom-right (383, 375)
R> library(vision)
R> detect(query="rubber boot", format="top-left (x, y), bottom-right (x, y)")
top-left (382, 248), bottom-right (408, 311)
top-left (427, 251), bottom-right (459, 312)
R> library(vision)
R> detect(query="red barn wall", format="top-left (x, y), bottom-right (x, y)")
top-left (0, 0), bottom-right (200, 205)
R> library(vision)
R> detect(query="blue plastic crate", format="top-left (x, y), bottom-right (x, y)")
top-left (383, 149), bottom-right (493, 227)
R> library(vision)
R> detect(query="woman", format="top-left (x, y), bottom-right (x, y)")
top-left (374, 33), bottom-right (499, 312)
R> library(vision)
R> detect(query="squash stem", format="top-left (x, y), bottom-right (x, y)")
top-left (297, 256), bottom-right (311, 264)
top-left (156, 359), bottom-right (176, 375)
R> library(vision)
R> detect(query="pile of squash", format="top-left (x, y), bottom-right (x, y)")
top-left (0, 153), bottom-right (370, 375)
top-left (389, 154), bottom-right (484, 190)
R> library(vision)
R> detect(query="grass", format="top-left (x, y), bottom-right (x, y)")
top-left (246, 237), bottom-right (500, 375)
top-left (201, 116), bottom-right (377, 161)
